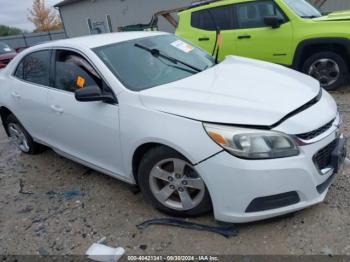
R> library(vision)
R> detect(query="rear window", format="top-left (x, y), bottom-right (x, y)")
top-left (0, 42), bottom-right (14, 55)
top-left (191, 5), bottom-right (235, 31)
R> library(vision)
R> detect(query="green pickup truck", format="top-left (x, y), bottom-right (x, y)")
top-left (176, 0), bottom-right (350, 90)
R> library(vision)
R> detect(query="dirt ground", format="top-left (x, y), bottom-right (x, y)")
top-left (0, 86), bottom-right (350, 257)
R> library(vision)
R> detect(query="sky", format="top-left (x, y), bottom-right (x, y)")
top-left (0, 0), bottom-right (62, 31)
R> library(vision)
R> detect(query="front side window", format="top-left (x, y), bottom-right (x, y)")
top-left (235, 1), bottom-right (286, 29)
top-left (191, 5), bottom-right (234, 31)
top-left (15, 50), bottom-right (51, 86)
top-left (283, 0), bottom-right (322, 18)
top-left (94, 35), bottom-right (215, 91)
top-left (54, 50), bottom-right (102, 92)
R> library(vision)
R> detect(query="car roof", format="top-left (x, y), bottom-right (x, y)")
top-left (35, 31), bottom-right (168, 50)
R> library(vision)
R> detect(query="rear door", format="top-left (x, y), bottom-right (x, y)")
top-left (46, 49), bottom-right (124, 177)
top-left (233, 0), bottom-right (293, 65)
top-left (182, 4), bottom-right (237, 61)
top-left (10, 50), bottom-right (51, 142)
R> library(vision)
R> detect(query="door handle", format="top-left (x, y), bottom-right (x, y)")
top-left (198, 37), bottom-right (210, 41)
top-left (11, 91), bottom-right (21, 99)
top-left (237, 35), bottom-right (251, 39)
top-left (51, 105), bottom-right (64, 114)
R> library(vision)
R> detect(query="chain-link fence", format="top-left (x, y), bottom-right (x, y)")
top-left (0, 30), bottom-right (66, 51)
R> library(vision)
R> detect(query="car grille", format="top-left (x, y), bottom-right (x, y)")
top-left (313, 140), bottom-right (337, 171)
top-left (297, 119), bottom-right (334, 140)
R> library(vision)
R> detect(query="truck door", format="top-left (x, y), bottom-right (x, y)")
top-left (233, 0), bottom-right (293, 65)
top-left (177, 4), bottom-right (237, 61)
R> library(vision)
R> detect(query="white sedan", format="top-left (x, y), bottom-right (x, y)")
top-left (0, 32), bottom-right (347, 223)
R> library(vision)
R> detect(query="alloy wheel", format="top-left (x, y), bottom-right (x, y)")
top-left (308, 58), bottom-right (340, 88)
top-left (8, 123), bottom-right (30, 152)
top-left (149, 158), bottom-right (205, 211)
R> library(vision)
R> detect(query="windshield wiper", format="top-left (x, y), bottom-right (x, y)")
top-left (301, 15), bottom-right (320, 18)
top-left (134, 43), bottom-right (202, 73)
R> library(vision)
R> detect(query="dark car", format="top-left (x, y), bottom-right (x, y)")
top-left (0, 42), bottom-right (17, 69)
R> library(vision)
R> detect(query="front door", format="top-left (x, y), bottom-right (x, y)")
top-left (46, 49), bottom-right (124, 177)
top-left (233, 0), bottom-right (293, 65)
top-left (182, 4), bottom-right (237, 61)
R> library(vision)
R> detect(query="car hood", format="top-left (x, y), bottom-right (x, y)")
top-left (139, 56), bottom-right (320, 126)
top-left (314, 10), bottom-right (350, 21)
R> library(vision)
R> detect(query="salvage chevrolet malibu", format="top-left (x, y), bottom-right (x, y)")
top-left (0, 32), bottom-right (347, 223)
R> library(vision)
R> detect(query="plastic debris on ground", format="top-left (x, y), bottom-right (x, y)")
top-left (137, 218), bottom-right (239, 238)
top-left (46, 189), bottom-right (85, 199)
top-left (86, 237), bottom-right (125, 262)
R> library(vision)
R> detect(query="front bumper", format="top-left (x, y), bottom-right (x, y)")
top-left (196, 129), bottom-right (346, 223)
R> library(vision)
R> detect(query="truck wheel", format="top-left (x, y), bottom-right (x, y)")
top-left (5, 114), bottom-right (45, 154)
top-left (302, 52), bottom-right (348, 91)
top-left (138, 146), bottom-right (212, 217)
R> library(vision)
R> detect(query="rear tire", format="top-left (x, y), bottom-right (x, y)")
top-left (5, 114), bottom-right (45, 154)
top-left (302, 51), bottom-right (348, 91)
top-left (138, 146), bottom-right (212, 217)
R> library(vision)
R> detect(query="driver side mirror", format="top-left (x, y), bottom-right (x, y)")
top-left (264, 16), bottom-right (282, 29)
top-left (75, 85), bottom-right (116, 104)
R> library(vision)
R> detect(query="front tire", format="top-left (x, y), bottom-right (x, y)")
top-left (138, 146), bottom-right (212, 217)
top-left (5, 114), bottom-right (45, 154)
top-left (302, 51), bottom-right (348, 91)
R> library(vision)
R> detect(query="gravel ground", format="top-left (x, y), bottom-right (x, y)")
top-left (0, 86), bottom-right (350, 257)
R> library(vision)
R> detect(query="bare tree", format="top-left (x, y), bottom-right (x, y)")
top-left (28, 0), bottom-right (62, 32)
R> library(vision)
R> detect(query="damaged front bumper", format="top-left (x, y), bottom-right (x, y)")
top-left (195, 128), bottom-right (347, 223)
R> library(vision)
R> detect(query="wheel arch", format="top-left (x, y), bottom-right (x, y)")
top-left (292, 38), bottom-right (350, 71)
top-left (0, 106), bottom-right (14, 136)
top-left (131, 142), bottom-right (194, 185)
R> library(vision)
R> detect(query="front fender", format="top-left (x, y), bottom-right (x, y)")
top-left (292, 37), bottom-right (350, 69)
top-left (118, 92), bottom-right (222, 178)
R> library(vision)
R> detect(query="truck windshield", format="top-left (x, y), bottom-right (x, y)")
top-left (94, 35), bottom-right (215, 91)
top-left (284, 0), bottom-right (322, 18)
top-left (0, 42), bottom-right (14, 55)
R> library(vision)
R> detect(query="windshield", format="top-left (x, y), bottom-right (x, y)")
top-left (284, 0), bottom-right (322, 18)
top-left (94, 35), bottom-right (215, 91)
top-left (0, 42), bottom-right (14, 55)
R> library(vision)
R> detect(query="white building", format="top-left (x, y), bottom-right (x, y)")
top-left (55, 0), bottom-right (192, 38)
top-left (55, 0), bottom-right (350, 38)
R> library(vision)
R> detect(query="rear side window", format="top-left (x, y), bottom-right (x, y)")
top-left (14, 61), bottom-right (24, 79)
top-left (54, 50), bottom-right (102, 92)
top-left (191, 5), bottom-right (234, 31)
top-left (235, 1), bottom-right (287, 29)
top-left (15, 50), bottom-right (51, 86)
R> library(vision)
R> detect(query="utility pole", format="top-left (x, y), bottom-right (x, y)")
top-left (313, 0), bottom-right (328, 8)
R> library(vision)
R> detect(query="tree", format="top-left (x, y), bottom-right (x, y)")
top-left (27, 0), bottom-right (63, 32)
top-left (0, 25), bottom-right (25, 36)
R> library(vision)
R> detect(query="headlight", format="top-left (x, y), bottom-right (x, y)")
top-left (203, 123), bottom-right (299, 159)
